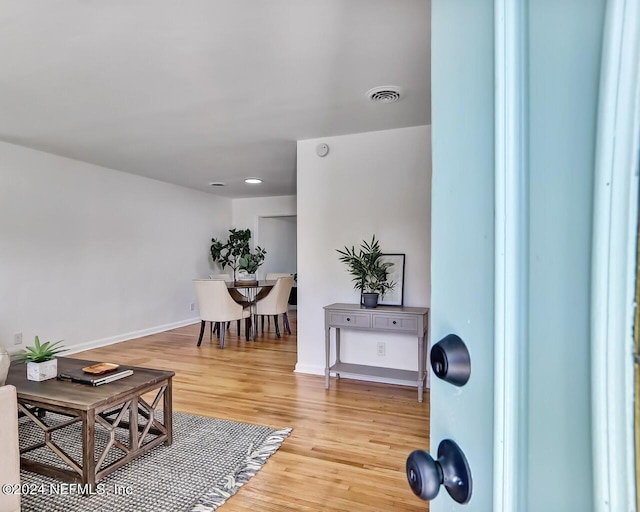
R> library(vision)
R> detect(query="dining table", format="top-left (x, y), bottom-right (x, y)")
top-left (226, 279), bottom-right (276, 340)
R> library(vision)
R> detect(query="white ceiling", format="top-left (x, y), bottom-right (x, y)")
top-left (0, 0), bottom-right (430, 198)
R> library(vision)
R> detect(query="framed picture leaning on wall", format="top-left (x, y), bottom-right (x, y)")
top-left (378, 254), bottom-right (405, 306)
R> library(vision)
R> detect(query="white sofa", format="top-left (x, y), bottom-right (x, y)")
top-left (0, 385), bottom-right (20, 512)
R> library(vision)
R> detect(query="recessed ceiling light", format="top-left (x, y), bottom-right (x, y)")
top-left (209, 182), bottom-right (225, 187)
top-left (244, 178), bottom-right (262, 184)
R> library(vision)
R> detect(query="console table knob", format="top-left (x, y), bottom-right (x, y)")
top-left (346, 317), bottom-right (351, 322)
top-left (393, 320), bottom-right (397, 325)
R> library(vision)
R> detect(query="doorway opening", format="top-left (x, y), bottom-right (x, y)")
top-left (257, 216), bottom-right (297, 276)
top-left (257, 214), bottom-right (297, 309)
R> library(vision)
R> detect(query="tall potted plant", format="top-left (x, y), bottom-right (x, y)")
top-left (337, 235), bottom-right (395, 308)
top-left (210, 228), bottom-right (251, 280)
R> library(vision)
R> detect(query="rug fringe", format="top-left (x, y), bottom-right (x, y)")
top-left (191, 427), bottom-right (292, 512)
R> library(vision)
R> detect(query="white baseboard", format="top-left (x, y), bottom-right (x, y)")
top-left (294, 362), bottom-right (431, 389)
top-left (294, 363), bottom-right (324, 375)
top-left (54, 317), bottom-right (201, 357)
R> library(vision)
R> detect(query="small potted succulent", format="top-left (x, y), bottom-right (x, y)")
top-left (337, 235), bottom-right (395, 308)
top-left (20, 336), bottom-right (66, 381)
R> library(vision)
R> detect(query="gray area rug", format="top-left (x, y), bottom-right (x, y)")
top-left (18, 411), bottom-right (291, 512)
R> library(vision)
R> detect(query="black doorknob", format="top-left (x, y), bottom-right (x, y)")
top-left (406, 439), bottom-right (472, 504)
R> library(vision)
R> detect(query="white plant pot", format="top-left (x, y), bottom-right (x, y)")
top-left (27, 359), bottom-right (58, 382)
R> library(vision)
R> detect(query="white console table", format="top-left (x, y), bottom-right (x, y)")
top-left (323, 303), bottom-right (430, 402)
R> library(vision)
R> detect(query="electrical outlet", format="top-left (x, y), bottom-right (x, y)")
top-left (14, 332), bottom-right (22, 345)
top-left (190, 303), bottom-right (196, 312)
top-left (377, 342), bottom-right (386, 356)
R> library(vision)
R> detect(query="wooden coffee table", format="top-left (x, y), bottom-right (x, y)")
top-left (7, 357), bottom-right (174, 486)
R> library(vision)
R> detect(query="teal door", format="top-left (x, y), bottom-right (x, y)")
top-left (426, 1), bottom-right (606, 511)
top-left (429, 1), bottom-right (496, 510)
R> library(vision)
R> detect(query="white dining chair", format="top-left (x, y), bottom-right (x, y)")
top-left (209, 274), bottom-right (249, 334)
top-left (254, 276), bottom-right (294, 338)
top-left (266, 273), bottom-right (294, 280)
top-left (208, 273), bottom-right (232, 281)
top-left (255, 272), bottom-right (293, 303)
top-left (209, 273), bottom-right (248, 299)
top-left (193, 279), bottom-right (251, 348)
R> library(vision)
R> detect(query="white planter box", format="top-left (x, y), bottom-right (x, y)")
top-left (27, 359), bottom-right (58, 381)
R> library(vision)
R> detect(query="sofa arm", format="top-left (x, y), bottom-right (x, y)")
top-left (0, 385), bottom-right (20, 512)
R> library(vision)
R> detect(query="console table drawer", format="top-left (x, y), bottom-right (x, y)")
top-left (329, 312), bottom-right (371, 328)
top-left (372, 314), bottom-right (418, 333)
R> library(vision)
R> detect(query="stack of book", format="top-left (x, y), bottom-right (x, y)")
top-left (58, 364), bottom-right (133, 386)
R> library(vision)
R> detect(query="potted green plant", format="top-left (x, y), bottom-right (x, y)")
top-left (337, 236), bottom-right (395, 308)
top-left (211, 228), bottom-right (268, 282)
top-left (237, 246), bottom-right (267, 281)
top-left (20, 336), bottom-right (66, 381)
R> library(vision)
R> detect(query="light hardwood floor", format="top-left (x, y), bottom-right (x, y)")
top-left (72, 313), bottom-right (430, 511)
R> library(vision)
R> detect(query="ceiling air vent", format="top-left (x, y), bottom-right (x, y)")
top-left (366, 86), bottom-right (403, 104)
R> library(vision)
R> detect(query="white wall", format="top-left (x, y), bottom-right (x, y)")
top-left (258, 216), bottom-right (297, 278)
top-left (296, 125), bottom-right (431, 378)
top-left (232, 195), bottom-right (296, 236)
top-left (0, 142), bottom-right (231, 354)
top-left (231, 195), bottom-right (297, 278)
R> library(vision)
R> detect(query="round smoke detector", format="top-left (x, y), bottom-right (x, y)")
top-left (366, 85), bottom-right (403, 104)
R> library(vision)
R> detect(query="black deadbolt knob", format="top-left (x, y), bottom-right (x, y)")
top-left (430, 334), bottom-right (471, 386)
top-left (430, 345), bottom-right (448, 378)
